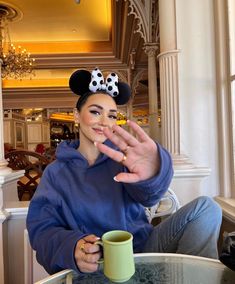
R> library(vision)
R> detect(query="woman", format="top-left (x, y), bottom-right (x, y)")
top-left (27, 68), bottom-right (222, 275)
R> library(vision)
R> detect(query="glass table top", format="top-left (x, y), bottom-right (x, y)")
top-left (36, 253), bottom-right (235, 284)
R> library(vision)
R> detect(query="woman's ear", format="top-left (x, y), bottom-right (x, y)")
top-left (73, 108), bottom-right (80, 124)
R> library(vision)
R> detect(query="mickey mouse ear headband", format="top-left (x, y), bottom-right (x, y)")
top-left (69, 67), bottom-right (131, 105)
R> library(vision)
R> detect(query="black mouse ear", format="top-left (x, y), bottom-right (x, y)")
top-left (69, 69), bottom-right (91, 96)
top-left (114, 82), bottom-right (131, 105)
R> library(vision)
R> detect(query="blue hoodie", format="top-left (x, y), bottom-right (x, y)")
top-left (26, 139), bottom-right (173, 274)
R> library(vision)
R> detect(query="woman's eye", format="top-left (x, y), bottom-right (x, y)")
top-left (90, 110), bottom-right (100, 115)
top-left (109, 115), bottom-right (117, 120)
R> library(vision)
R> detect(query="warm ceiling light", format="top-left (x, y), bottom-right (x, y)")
top-left (0, 4), bottom-right (35, 79)
top-left (50, 113), bottom-right (74, 122)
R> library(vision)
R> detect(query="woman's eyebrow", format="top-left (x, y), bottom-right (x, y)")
top-left (88, 104), bottom-right (117, 112)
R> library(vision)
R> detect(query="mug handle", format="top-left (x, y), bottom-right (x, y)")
top-left (95, 240), bottom-right (104, 264)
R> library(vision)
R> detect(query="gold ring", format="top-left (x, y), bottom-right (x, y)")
top-left (121, 154), bottom-right (127, 163)
top-left (80, 242), bottom-right (86, 253)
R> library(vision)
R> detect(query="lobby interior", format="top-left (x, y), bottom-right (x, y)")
top-left (0, 1), bottom-right (235, 283)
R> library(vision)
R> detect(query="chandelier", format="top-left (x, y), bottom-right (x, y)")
top-left (0, 4), bottom-right (35, 79)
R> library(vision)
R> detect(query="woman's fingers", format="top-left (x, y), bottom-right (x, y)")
top-left (95, 120), bottom-right (159, 182)
top-left (114, 172), bottom-right (140, 183)
top-left (75, 236), bottom-right (102, 273)
top-left (79, 261), bottom-right (99, 273)
top-left (82, 241), bottom-right (101, 254)
top-left (83, 234), bottom-right (100, 244)
top-left (125, 120), bottom-right (150, 142)
top-left (103, 124), bottom-right (138, 148)
top-left (113, 120), bottom-right (149, 143)
top-left (102, 120), bottom-right (152, 152)
top-left (95, 142), bottom-right (126, 163)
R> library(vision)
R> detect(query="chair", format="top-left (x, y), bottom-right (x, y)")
top-left (5, 150), bottom-right (49, 201)
top-left (145, 188), bottom-right (181, 224)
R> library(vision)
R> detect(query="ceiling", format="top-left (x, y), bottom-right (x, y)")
top-left (1, 0), bottom-right (152, 117)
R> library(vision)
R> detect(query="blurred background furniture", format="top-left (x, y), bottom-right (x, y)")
top-left (5, 150), bottom-right (49, 200)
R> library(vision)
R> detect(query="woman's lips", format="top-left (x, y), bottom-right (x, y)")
top-left (93, 128), bottom-right (104, 135)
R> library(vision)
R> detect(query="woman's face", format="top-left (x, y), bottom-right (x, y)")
top-left (76, 93), bottom-right (118, 144)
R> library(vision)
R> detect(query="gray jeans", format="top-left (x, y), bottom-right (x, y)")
top-left (143, 196), bottom-right (222, 259)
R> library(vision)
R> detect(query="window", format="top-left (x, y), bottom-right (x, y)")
top-left (214, 0), bottom-right (235, 199)
top-left (228, 0), bottom-right (235, 175)
top-left (214, 0), bottom-right (235, 217)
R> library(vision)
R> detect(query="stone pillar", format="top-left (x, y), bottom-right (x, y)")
top-left (144, 43), bottom-right (160, 141)
top-left (0, 59), bottom-right (12, 175)
top-left (158, 0), bottom-right (192, 168)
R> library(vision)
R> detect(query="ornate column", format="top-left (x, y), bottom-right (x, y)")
top-left (124, 0), bottom-right (160, 140)
top-left (144, 43), bottom-right (160, 141)
top-left (157, 0), bottom-right (211, 206)
top-left (158, 50), bottom-right (179, 154)
top-left (127, 68), bottom-right (133, 122)
top-left (158, 0), bottom-right (193, 168)
top-left (0, 60), bottom-right (11, 175)
top-left (158, 50), bottom-right (192, 167)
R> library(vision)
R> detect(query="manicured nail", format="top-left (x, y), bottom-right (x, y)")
top-left (113, 176), bottom-right (119, 182)
top-left (94, 141), bottom-right (97, 146)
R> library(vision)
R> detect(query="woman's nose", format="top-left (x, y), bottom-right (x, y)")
top-left (99, 115), bottom-right (109, 126)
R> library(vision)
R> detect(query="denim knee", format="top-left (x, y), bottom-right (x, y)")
top-left (196, 196), bottom-right (222, 222)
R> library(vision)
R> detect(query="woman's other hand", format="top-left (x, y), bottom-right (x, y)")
top-left (74, 235), bottom-right (102, 273)
top-left (95, 120), bottom-right (160, 183)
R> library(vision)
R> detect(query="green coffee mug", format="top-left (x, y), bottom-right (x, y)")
top-left (96, 230), bottom-right (135, 283)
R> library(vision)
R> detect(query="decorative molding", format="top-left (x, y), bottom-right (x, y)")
top-left (173, 167), bottom-right (211, 179)
top-left (33, 53), bottom-right (125, 69)
top-left (130, 49), bottom-right (136, 70)
top-left (131, 69), bottom-right (147, 96)
top-left (122, 0), bottom-right (159, 44)
top-left (5, 202), bottom-right (29, 219)
top-left (157, 49), bottom-right (180, 59)
top-left (0, 209), bottom-right (10, 222)
top-left (144, 43), bottom-right (159, 57)
top-left (0, 170), bottom-right (24, 185)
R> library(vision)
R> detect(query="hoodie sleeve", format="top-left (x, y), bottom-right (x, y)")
top-left (26, 166), bottom-right (86, 275)
top-left (123, 142), bottom-right (174, 207)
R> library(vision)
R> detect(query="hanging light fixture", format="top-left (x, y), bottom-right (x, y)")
top-left (0, 4), bottom-right (35, 79)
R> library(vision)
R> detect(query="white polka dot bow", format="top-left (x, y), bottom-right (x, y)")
top-left (89, 68), bottom-right (119, 97)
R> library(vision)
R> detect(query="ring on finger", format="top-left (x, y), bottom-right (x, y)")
top-left (120, 153), bottom-right (127, 163)
top-left (80, 242), bottom-right (86, 253)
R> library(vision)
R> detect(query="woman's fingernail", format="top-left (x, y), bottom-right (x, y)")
top-left (94, 141), bottom-right (97, 146)
top-left (113, 176), bottom-right (119, 182)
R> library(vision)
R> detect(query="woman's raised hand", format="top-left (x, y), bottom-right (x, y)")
top-left (95, 120), bottom-right (160, 183)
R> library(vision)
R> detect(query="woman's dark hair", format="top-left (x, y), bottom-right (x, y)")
top-left (76, 91), bottom-right (111, 111)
